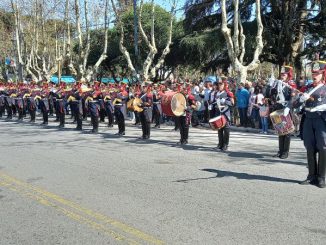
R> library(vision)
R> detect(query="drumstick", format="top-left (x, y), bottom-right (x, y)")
top-left (273, 79), bottom-right (314, 101)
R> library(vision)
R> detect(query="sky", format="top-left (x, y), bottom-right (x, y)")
top-left (155, 0), bottom-right (187, 19)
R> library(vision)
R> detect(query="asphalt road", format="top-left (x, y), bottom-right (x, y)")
top-left (0, 115), bottom-right (325, 245)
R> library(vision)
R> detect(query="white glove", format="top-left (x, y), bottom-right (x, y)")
top-left (268, 78), bottom-right (275, 87)
top-left (299, 93), bottom-right (310, 103)
top-left (284, 107), bottom-right (290, 116)
top-left (220, 98), bottom-right (226, 104)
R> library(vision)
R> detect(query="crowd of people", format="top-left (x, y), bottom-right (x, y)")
top-left (0, 61), bottom-right (325, 188)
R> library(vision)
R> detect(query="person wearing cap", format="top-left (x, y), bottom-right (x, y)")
top-left (3, 84), bottom-right (13, 119)
top-left (298, 60), bottom-right (326, 188)
top-left (15, 83), bottom-right (25, 121)
top-left (0, 85), bottom-right (6, 118)
top-left (87, 82), bottom-right (102, 133)
top-left (113, 85), bottom-right (127, 136)
top-left (208, 82), bottom-right (219, 119)
top-left (214, 80), bottom-right (234, 151)
top-left (103, 85), bottom-right (114, 128)
top-left (268, 65), bottom-right (296, 159)
top-left (53, 82), bottom-right (67, 128)
top-left (138, 83), bottom-right (153, 140)
top-left (177, 88), bottom-right (196, 145)
top-left (38, 86), bottom-right (50, 125)
top-left (23, 85), bottom-right (38, 123)
top-left (68, 83), bottom-right (83, 130)
top-left (152, 84), bottom-right (163, 128)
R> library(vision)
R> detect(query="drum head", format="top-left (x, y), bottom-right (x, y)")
top-left (270, 109), bottom-right (283, 116)
top-left (171, 93), bottom-right (186, 116)
top-left (209, 116), bottom-right (221, 123)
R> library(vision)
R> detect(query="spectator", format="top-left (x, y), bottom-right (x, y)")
top-left (259, 98), bottom-right (270, 134)
top-left (236, 82), bottom-right (250, 127)
top-left (245, 81), bottom-right (254, 94)
top-left (203, 81), bottom-right (212, 123)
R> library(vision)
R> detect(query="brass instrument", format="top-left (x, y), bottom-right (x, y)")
top-left (133, 98), bottom-right (143, 112)
top-left (113, 98), bottom-right (122, 106)
top-left (67, 95), bottom-right (77, 102)
top-left (104, 95), bottom-right (111, 101)
top-left (127, 98), bottom-right (135, 111)
top-left (34, 95), bottom-right (42, 101)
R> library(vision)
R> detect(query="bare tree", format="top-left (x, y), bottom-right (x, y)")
top-left (85, 0), bottom-right (110, 81)
top-left (111, 0), bottom-right (137, 77)
top-left (11, 0), bottom-right (25, 81)
top-left (111, 0), bottom-right (177, 81)
top-left (220, 0), bottom-right (264, 83)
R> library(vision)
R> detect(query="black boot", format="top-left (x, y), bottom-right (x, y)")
top-left (183, 127), bottom-right (189, 145)
top-left (145, 122), bottom-right (151, 139)
top-left (92, 117), bottom-right (99, 133)
top-left (59, 113), bottom-right (65, 128)
top-left (273, 136), bottom-right (284, 157)
top-left (317, 151), bottom-right (326, 188)
top-left (280, 135), bottom-right (291, 159)
top-left (300, 151), bottom-right (318, 185)
top-left (76, 115), bottom-right (82, 130)
top-left (178, 126), bottom-right (184, 144)
top-left (217, 129), bottom-right (224, 149)
top-left (30, 111), bottom-right (36, 122)
top-left (222, 127), bottom-right (230, 151)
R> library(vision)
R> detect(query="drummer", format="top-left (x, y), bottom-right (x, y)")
top-left (152, 84), bottom-right (163, 128)
top-left (177, 87), bottom-right (196, 145)
top-left (268, 65), bottom-right (296, 159)
top-left (299, 60), bottom-right (326, 188)
top-left (214, 77), bottom-right (234, 151)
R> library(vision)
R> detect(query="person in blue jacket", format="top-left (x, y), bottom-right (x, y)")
top-left (235, 82), bottom-right (249, 127)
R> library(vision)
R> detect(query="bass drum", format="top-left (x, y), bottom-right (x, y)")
top-left (161, 91), bottom-right (186, 116)
top-left (127, 98), bottom-right (135, 111)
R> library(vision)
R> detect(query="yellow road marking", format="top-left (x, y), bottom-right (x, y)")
top-left (0, 172), bottom-right (164, 245)
top-left (0, 180), bottom-right (139, 245)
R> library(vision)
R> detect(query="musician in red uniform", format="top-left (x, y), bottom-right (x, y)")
top-left (268, 65), bottom-right (296, 159)
top-left (53, 82), bottom-right (67, 128)
top-left (87, 81), bottom-right (102, 133)
top-left (214, 79), bottom-right (234, 151)
top-left (39, 83), bottom-right (50, 125)
top-left (152, 84), bottom-right (163, 128)
top-left (113, 85), bottom-right (128, 136)
top-left (298, 60), bottom-right (326, 187)
top-left (177, 87), bottom-right (196, 145)
top-left (138, 84), bottom-right (153, 140)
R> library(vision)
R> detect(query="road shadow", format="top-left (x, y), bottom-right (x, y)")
top-left (175, 168), bottom-right (299, 184)
top-left (124, 138), bottom-right (219, 152)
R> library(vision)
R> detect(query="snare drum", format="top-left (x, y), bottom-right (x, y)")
top-left (209, 115), bottom-right (227, 130)
top-left (270, 109), bottom-right (295, 135)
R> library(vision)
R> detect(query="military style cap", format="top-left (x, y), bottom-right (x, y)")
top-left (311, 61), bottom-right (326, 74)
top-left (281, 65), bottom-right (293, 74)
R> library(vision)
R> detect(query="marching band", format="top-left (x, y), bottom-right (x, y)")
top-left (1, 61), bottom-right (326, 187)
